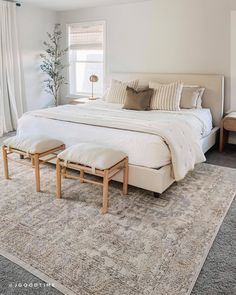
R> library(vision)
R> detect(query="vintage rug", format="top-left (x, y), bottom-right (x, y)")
top-left (0, 158), bottom-right (235, 295)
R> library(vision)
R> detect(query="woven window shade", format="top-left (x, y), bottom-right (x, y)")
top-left (69, 23), bottom-right (103, 50)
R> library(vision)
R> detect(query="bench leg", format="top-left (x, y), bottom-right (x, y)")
top-left (56, 159), bottom-right (62, 198)
top-left (80, 170), bottom-right (84, 183)
top-left (61, 167), bottom-right (66, 178)
top-left (123, 158), bottom-right (129, 195)
top-left (2, 146), bottom-right (9, 179)
top-left (20, 155), bottom-right (24, 160)
top-left (102, 170), bottom-right (109, 214)
top-left (31, 157), bottom-right (35, 167)
top-left (34, 154), bottom-right (40, 192)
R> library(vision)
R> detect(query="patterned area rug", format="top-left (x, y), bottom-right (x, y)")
top-left (0, 158), bottom-right (235, 295)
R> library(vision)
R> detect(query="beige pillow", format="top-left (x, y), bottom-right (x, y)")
top-left (123, 87), bottom-right (154, 111)
top-left (196, 88), bottom-right (205, 108)
top-left (102, 88), bottom-right (110, 100)
top-left (106, 79), bottom-right (139, 104)
top-left (149, 81), bottom-right (183, 111)
top-left (180, 86), bottom-right (205, 109)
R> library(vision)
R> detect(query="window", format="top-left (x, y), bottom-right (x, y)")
top-left (68, 21), bottom-right (105, 97)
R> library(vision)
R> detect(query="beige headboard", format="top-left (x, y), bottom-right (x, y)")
top-left (108, 73), bottom-right (224, 127)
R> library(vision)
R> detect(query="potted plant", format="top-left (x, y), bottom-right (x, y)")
top-left (40, 24), bottom-right (68, 106)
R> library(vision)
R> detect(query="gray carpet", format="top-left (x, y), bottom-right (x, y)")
top-left (191, 144), bottom-right (236, 295)
top-left (0, 255), bottom-right (63, 295)
top-left (0, 133), bottom-right (235, 295)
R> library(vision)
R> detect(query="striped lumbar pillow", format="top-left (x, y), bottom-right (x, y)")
top-left (106, 79), bottom-right (139, 104)
top-left (149, 81), bottom-right (183, 111)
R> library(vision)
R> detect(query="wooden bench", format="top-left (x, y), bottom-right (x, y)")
top-left (2, 135), bottom-right (65, 192)
top-left (56, 143), bottom-right (129, 214)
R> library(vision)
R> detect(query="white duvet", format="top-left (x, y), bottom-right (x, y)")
top-left (18, 101), bottom-right (207, 181)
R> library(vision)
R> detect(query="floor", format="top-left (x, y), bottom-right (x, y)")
top-left (0, 135), bottom-right (235, 295)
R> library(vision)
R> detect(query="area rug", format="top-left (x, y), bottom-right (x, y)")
top-left (0, 158), bottom-right (235, 295)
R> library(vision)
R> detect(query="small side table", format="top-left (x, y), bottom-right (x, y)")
top-left (69, 97), bottom-right (100, 105)
top-left (219, 112), bottom-right (236, 152)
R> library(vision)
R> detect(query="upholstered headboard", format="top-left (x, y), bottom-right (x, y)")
top-left (108, 73), bottom-right (224, 127)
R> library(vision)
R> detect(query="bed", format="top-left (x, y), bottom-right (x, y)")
top-left (17, 73), bottom-right (224, 194)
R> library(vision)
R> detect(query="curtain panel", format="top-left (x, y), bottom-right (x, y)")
top-left (0, 0), bottom-right (23, 137)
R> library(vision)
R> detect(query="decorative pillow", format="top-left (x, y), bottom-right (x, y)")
top-left (149, 81), bottom-right (161, 91)
top-left (180, 85), bottom-right (205, 109)
top-left (106, 79), bottom-right (139, 104)
top-left (102, 88), bottom-right (110, 100)
top-left (196, 87), bottom-right (205, 108)
top-left (180, 86), bottom-right (201, 109)
top-left (149, 81), bottom-right (183, 111)
top-left (123, 87), bottom-right (154, 111)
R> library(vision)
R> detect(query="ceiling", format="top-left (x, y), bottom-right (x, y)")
top-left (22, 0), bottom-right (148, 11)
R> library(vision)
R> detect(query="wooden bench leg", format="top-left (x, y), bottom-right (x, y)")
top-left (123, 158), bottom-right (129, 195)
top-left (80, 170), bottom-right (84, 183)
top-left (56, 159), bottom-right (62, 198)
top-left (31, 157), bottom-right (35, 167)
top-left (34, 154), bottom-right (40, 192)
top-left (61, 167), bottom-right (66, 178)
top-left (2, 146), bottom-right (9, 179)
top-left (102, 170), bottom-right (109, 214)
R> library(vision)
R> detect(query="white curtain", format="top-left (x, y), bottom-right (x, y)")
top-left (0, 0), bottom-right (24, 137)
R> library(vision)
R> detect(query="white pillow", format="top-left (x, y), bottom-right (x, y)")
top-left (149, 81), bottom-right (183, 111)
top-left (106, 79), bottom-right (139, 104)
top-left (196, 87), bottom-right (205, 108)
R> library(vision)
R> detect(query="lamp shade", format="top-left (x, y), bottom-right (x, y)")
top-left (89, 75), bottom-right (99, 83)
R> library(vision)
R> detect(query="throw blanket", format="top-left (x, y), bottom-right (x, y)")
top-left (27, 104), bottom-right (206, 181)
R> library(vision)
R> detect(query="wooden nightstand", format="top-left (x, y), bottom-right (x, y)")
top-left (220, 112), bottom-right (236, 152)
top-left (69, 98), bottom-right (100, 105)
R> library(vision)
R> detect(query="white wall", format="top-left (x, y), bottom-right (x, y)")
top-left (231, 11), bottom-right (236, 111)
top-left (230, 10), bottom-right (236, 143)
top-left (58, 0), bottom-right (236, 111)
top-left (17, 4), bottom-right (56, 111)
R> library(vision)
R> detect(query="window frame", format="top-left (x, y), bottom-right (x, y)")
top-left (66, 20), bottom-right (106, 98)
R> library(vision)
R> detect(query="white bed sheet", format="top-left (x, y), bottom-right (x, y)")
top-left (17, 102), bottom-right (213, 169)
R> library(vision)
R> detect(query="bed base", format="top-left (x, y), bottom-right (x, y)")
top-left (112, 127), bottom-right (219, 194)
top-left (18, 127), bottom-right (219, 195)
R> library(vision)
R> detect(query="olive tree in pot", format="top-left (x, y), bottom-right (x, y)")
top-left (40, 24), bottom-right (68, 106)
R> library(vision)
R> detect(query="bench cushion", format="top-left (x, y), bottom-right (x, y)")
top-left (58, 143), bottom-right (127, 170)
top-left (4, 135), bottom-right (64, 154)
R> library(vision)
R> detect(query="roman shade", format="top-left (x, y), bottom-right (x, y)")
top-left (69, 23), bottom-right (103, 50)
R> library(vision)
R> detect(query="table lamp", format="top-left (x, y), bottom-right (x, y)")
top-left (89, 75), bottom-right (99, 100)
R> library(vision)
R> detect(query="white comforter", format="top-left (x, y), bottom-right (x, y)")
top-left (20, 102), bottom-right (206, 181)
